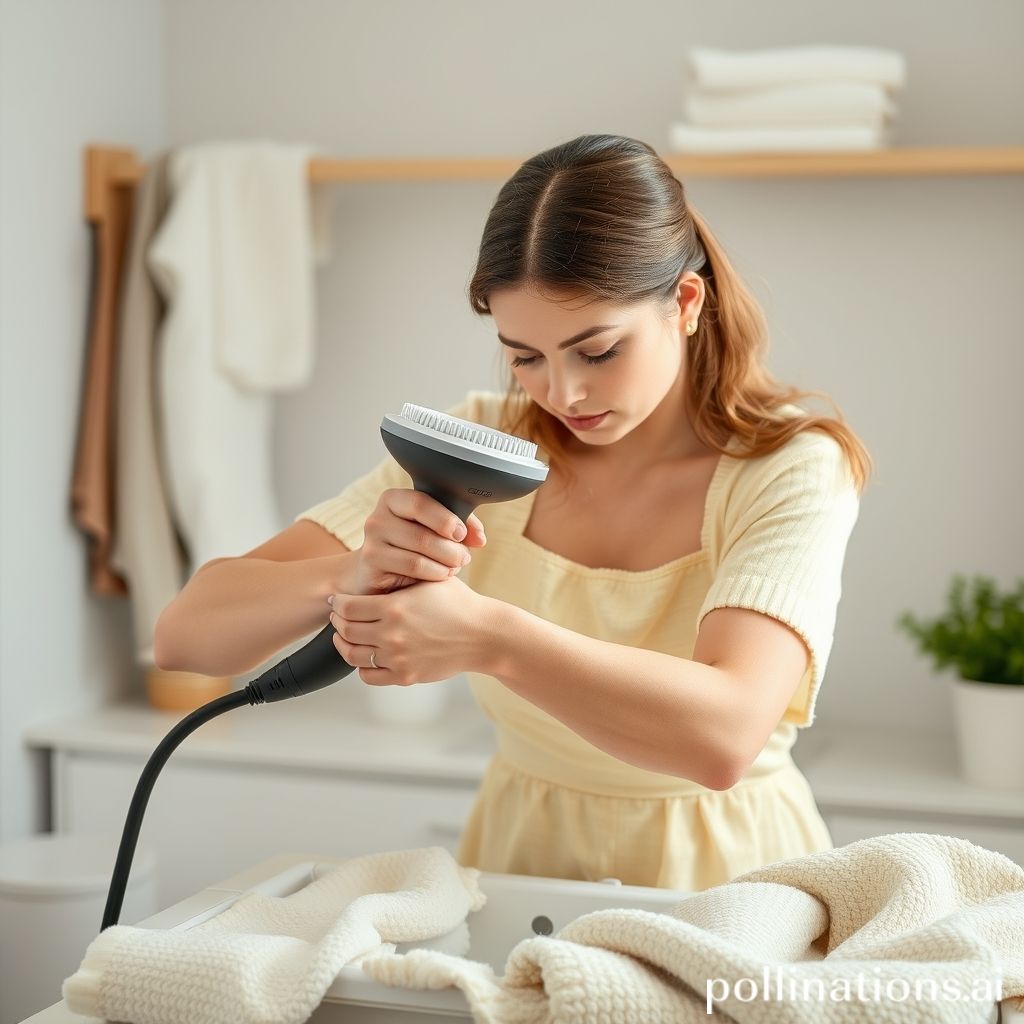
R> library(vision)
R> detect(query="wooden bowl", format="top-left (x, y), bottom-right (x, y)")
top-left (145, 668), bottom-right (233, 712)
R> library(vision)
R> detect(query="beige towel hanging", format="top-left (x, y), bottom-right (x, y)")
top-left (107, 153), bottom-right (191, 664)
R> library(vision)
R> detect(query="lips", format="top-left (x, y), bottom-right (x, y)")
top-left (564, 411), bottom-right (610, 430)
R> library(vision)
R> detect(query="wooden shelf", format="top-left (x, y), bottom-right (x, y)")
top-left (665, 145), bottom-right (1024, 178)
top-left (311, 146), bottom-right (1024, 180)
top-left (86, 143), bottom-right (1024, 210)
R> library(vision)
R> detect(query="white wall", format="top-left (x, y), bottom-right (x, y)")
top-left (1, 0), bottom-right (1021, 839)
top-left (0, 0), bottom-right (164, 838)
top-left (163, 0), bottom-right (1024, 734)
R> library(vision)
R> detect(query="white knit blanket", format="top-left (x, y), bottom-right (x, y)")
top-left (63, 846), bottom-right (485, 1024)
top-left (61, 834), bottom-right (1023, 1024)
top-left (365, 833), bottom-right (1024, 1023)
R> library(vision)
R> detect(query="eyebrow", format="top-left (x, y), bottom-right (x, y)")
top-left (497, 324), bottom-right (620, 352)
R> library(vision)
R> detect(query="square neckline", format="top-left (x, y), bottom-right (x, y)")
top-left (508, 449), bottom-right (733, 580)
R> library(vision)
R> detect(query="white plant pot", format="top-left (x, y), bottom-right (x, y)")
top-left (949, 677), bottom-right (1024, 790)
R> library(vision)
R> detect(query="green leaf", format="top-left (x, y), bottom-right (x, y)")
top-left (896, 575), bottom-right (1024, 685)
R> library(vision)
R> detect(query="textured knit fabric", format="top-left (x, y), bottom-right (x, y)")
top-left (62, 846), bottom-right (485, 1024)
top-left (298, 390), bottom-right (861, 890)
top-left (364, 832), bottom-right (1024, 1023)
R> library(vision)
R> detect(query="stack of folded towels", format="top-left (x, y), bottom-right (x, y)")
top-left (668, 45), bottom-right (907, 154)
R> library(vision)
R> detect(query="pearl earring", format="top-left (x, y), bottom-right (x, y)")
top-left (685, 320), bottom-right (698, 336)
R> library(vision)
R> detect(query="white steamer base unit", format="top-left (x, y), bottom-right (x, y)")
top-left (21, 852), bottom-right (1021, 1024)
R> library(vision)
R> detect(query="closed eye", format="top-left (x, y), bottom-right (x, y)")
top-left (511, 343), bottom-right (622, 369)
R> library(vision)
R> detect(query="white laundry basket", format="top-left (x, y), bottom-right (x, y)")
top-left (0, 831), bottom-right (157, 1024)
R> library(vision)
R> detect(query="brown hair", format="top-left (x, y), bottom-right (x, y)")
top-left (467, 134), bottom-right (872, 492)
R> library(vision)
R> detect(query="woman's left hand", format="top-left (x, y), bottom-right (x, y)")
top-left (328, 576), bottom-right (492, 685)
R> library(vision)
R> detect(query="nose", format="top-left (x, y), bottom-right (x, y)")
top-left (546, 362), bottom-right (588, 414)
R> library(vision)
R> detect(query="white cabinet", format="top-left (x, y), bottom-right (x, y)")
top-left (25, 698), bottom-right (1024, 915)
top-left (57, 750), bottom-right (480, 906)
top-left (823, 811), bottom-right (1024, 865)
top-left (27, 684), bottom-right (494, 908)
top-left (792, 725), bottom-right (1024, 867)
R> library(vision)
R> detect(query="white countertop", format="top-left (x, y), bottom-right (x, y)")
top-left (790, 725), bottom-right (1024, 822)
top-left (23, 678), bottom-right (496, 784)
top-left (22, 686), bottom-right (1024, 821)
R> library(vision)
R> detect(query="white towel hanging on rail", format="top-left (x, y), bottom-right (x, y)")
top-left (164, 141), bottom-right (320, 391)
top-left (147, 141), bottom-right (327, 573)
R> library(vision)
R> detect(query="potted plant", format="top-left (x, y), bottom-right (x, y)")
top-left (897, 575), bottom-right (1024, 790)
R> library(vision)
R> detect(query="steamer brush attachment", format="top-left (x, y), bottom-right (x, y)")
top-left (244, 403), bottom-right (548, 705)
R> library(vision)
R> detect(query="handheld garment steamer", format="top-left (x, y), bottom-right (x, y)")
top-left (100, 404), bottom-right (548, 931)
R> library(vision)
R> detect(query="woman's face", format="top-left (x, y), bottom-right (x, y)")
top-left (488, 278), bottom-right (702, 451)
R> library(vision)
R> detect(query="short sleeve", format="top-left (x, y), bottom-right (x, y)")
top-left (697, 433), bottom-right (860, 728)
top-left (294, 391), bottom-right (495, 550)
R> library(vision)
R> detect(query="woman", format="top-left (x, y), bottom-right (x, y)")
top-left (154, 134), bottom-right (870, 891)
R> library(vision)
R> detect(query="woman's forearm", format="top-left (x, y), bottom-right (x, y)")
top-left (473, 597), bottom-right (745, 790)
top-left (154, 551), bottom-right (360, 677)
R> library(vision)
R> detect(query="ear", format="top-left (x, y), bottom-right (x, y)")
top-left (674, 271), bottom-right (705, 327)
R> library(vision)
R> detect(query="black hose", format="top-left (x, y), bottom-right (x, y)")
top-left (100, 689), bottom-right (251, 930)
top-left (101, 625), bottom-right (358, 931)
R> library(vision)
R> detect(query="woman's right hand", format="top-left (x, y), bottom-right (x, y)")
top-left (352, 488), bottom-right (487, 594)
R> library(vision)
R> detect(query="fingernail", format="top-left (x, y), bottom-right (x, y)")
top-left (327, 594), bottom-right (334, 607)
top-left (453, 523), bottom-right (467, 541)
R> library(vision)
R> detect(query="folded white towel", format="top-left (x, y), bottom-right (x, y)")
top-left (688, 45), bottom-right (907, 93)
top-left (365, 833), bottom-right (1024, 1023)
top-left (62, 846), bottom-right (485, 1024)
top-left (684, 80), bottom-right (898, 129)
top-left (667, 121), bottom-right (890, 154)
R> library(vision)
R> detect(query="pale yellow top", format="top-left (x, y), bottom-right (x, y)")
top-left (298, 390), bottom-right (861, 891)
